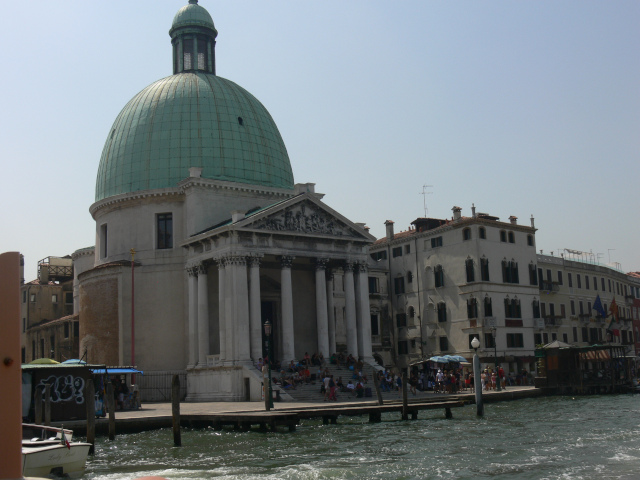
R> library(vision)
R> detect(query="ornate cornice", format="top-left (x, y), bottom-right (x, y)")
top-left (90, 188), bottom-right (183, 217)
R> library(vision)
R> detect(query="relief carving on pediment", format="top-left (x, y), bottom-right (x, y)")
top-left (254, 203), bottom-right (357, 237)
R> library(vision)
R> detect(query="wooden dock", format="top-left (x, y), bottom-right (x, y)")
top-left (54, 386), bottom-right (542, 436)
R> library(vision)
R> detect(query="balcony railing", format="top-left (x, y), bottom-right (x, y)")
top-left (539, 281), bottom-right (559, 293)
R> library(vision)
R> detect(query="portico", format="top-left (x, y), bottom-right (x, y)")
top-left (183, 192), bottom-right (375, 401)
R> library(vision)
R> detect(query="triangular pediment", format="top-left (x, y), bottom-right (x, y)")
top-left (237, 194), bottom-right (374, 241)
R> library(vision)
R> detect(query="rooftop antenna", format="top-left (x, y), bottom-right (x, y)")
top-left (420, 185), bottom-right (433, 217)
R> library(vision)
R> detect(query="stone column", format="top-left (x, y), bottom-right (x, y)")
top-left (223, 257), bottom-right (234, 365)
top-left (187, 266), bottom-right (199, 368)
top-left (315, 259), bottom-right (330, 358)
top-left (344, 262), bottom-right (358, 357)
top-left (216, 259), bottom-right (226, 363)
top-left (197, 262), bottom-right (209, 366)
top-left (228, 256), bottom-right (251, 364)
top-left (249, 257), bottom-right (262, 363)
top-left (356, 262), bottom-right (374, 362)
top-left (326, 270), bottom-right (336, 355)
top-left (280, 255), bottom-right (296, 364)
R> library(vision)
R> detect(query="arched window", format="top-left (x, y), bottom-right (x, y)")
top-left (434, 265), bottom-right (444, 288)
top-left (532, 299), bottom-right (540, 319)
top-left (502, 259), bottom-right (519, 284)
top-left (465, 258), bottom-right (475, 283)
top-left (529, 263), bottom-right (538, 286)
top-left (408, 306), bottom-right (415, 318)
top-left (481, 257), bottom-right (490, 281)
top-left (437, 302), bottom-right (447, 322)
top-left (463, 228), bottom-right (472, 241)
top-left (484, 295), bottom-right (493, 317)
top-left (467, 297), bottom-right (478, 319)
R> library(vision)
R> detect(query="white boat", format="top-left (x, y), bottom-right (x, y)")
top-left (22, 424), bottom-right (91, 478)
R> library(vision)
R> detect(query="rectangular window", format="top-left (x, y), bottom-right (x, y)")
top-left (581, 327), bottom-right (588, 342)
top-left (73, 322), bottom-right (79, 338)
top-left (439, 336), bottom-right (449, 352)
top-left (22, 291), bottom-right (26, 303)
top-left (579, 302), bottom-right (584, 315)
top-left (51, 294), bottom-right (58, 303)
top-left (434, 266), bottom-right (444, 288)
top-left (392, 246), bottom-right (402, 258)
top-left (593, 277), bottom-right (597, 290)
top-left (22, 318), bottom-right (26, 333)
top-left (370, 250), bottom-right (387, 261)
top-left (404, 244), bottom-right (410, 254)
top-left (398, 341), bottom-right (409, 355)
top-left (573, 327), bottom-right (578, 343)
top-left (368, 277), bottom-right (379, 294)
top-left (157, 213), bottom-right (173, 249)
top-left (608, 279), bottom-right (611, 292)
top-left (484, 333), bottom-right (495, 349)
top-left (568, 273), bottom-right (573, 288)
top-left (552, 333), bottom-right (557, 341)
top-left (560, 304), bottom-right (566, 318)
top-left (396, 313), bottom-right (407, 328)
top-left (601, 278), bottom-right (605, 291)
top-left (370, 314), bottom-right (379, 336)
top-left (100, 223), bottom-right (108, 258)
top-left (577, 275), bottom-right (581, 289)
top-left (534, 333), bottom-right (542, 345)
top-left (431, 236), bottom-right (443, 248)
top-left (394, 277), bottom-right (405, 295)
top-left (563, 333), bottom-right (568, 343)
top-left (30, 293), bottom-right (36, 303)
top-left (585, 276), bottom-right (590, 290)
top-left (557, 271), bottom-right (563, 285)
top-left (65, 292), bottom-right (73, 304)
top-left (506, 333), bottom-right (524, 348)
top-left (64, 323), bottom-right (69, 338)
top-left (570, 300), bottom-right (575, 316)
top-left (549, 303), bottom-right (555, 317)
top-left (50, 335), bottom-right (55, 357)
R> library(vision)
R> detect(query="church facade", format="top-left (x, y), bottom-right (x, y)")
top-left (76, 0), bottom-right (376, 401)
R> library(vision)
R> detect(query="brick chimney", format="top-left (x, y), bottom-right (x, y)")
top-left (385, 220), bottom-right (395, 240)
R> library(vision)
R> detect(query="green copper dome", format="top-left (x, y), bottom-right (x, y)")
top-left (95, 72), bottom-right (294, 201)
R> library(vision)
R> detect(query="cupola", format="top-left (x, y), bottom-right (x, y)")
top-left (169, 0), bottom-right (218, 74)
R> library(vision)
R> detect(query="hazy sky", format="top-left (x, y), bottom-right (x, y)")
top-left (2, 1), bottom-right (638, 281)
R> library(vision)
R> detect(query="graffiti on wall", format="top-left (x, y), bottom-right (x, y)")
top-left (36, 375), bottom-right (85, 405)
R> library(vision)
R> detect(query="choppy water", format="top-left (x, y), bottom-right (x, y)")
top-left (85, 395), bottom-right (640, 480)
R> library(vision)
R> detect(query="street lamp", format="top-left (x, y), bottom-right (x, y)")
top-left (491, 327), bottom-right (501, 391)
top-left (263, 320), bottom-right (274, 410)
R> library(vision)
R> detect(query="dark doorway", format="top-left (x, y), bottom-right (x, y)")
top-left (261, 301), bottom-right (277, 364)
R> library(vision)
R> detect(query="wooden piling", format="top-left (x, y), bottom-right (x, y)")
top-left (373, 371), bottom-right (384, 405)
top-left (85, 379), bottom-right (95, 454)
top-left (34, 386), bottom-right (43, 425)
top-left (445, 407), bottom-right (452, 419)
top-left (44, 384), bottom-right (51, 426)
top-left (172, 375), bottom-right (181, 447)
top-left (106, 382), bottom-right (116, 440)
top-left (401, 372), bottom-right (408, 420)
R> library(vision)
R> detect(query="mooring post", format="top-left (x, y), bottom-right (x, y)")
top-left (85, 379), bottom-right (96, 454)
top-left (472, 343), bottom-right (484, 417)
top-left (44, 384), bottom-right (51, 426)
top-left (106, 382), bottom-right (116, 440)
top-left (34, 386), bottom-right (43, 425)
top-left (172, 374), bottom-right (181, 447)
top-left (445, 407), bottom-right (453, 419)
top-left (373, 371), bottom-right (384, 405)
top-left (401, 372), bottom-right (408, 420)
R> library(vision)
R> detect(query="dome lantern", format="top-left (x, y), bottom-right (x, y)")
top-left (170, 0), bottom-right (218, 75)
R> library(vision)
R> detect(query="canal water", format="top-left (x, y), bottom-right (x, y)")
top-left (85, 394), bottom-right (640, 479)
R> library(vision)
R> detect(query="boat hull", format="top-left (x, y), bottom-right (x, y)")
top-left (22, 442), bottom-right (91, 478)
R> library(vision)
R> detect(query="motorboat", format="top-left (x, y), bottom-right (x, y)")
top-left (22, 423), bottom-right (91, 478)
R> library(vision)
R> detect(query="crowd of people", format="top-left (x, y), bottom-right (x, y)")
top-left (256, 352), bottom-right (532, 399)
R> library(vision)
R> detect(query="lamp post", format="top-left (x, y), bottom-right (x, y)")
top-left (491, 327), bottom-right (501, 391)
top-left (471, 336), bottom-right (483, 416)
top-left (264, 320), bottom-right (274, 410)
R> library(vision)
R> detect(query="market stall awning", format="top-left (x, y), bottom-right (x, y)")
top-left (90, 368), bottom-right (144, 375)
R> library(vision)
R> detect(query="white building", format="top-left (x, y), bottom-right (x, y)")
top-left (370, 205), bottom-right (540, 374)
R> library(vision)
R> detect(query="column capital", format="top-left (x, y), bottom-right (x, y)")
top-left (356, 261), bottom-right (368, 274)
top-left (225, 255), bottom-right (248, 267)
top-left (315, 258), bottom-right (329, 271)
top-left (280, 255), bottom-right (295, 269)
top-left (248, 256), bottom-right (262, 268)
top-left (187, 265), bottom-right (199, 277)
top-left (197, 262), bottom-right (209, 275)
top-left (343, 261), bottom-right (355, 273)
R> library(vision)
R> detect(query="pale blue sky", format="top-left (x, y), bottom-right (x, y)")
top-left (1, 1), bottom-right (638, 281)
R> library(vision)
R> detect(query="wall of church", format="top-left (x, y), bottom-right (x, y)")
top-left (79, 268), bottom-right (121, 366)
